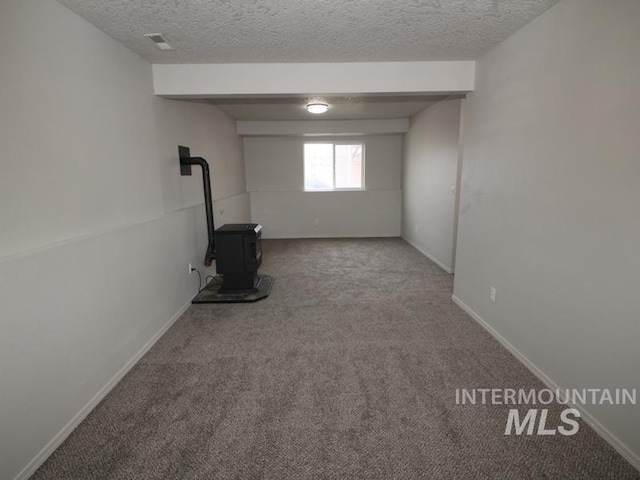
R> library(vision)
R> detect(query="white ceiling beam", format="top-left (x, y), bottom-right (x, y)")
top-left (236, 119), bottom-right (410, 136)
top-left (152, 61), bottom-right (475, 97)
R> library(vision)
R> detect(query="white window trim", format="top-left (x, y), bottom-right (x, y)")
top-left (303, 141), bottom-right (365, 192)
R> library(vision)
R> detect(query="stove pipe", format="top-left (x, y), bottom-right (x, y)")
top-left (179, 146), bottom-right (216, 266)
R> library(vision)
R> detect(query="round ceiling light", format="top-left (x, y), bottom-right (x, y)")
top-left (306, 102), bottom-right (329, 114)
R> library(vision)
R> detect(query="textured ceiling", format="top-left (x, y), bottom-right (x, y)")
top-left (56, 0), bottom-right (560, 64)
top-left (207, 95), bottom-right (449, 121)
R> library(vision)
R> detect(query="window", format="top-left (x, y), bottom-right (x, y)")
top-left (304, 142), bottom-right (364, 191)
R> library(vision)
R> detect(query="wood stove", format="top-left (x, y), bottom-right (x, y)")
top-left (179, 145), bottom-right (273, 303)
top-left (215, 223), bottom-right (263, 291)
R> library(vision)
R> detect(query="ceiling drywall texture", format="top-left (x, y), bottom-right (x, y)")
top-left (208, 95), bottom-right (449, 121)
top-left (56, 0), bottom-right (560, 64)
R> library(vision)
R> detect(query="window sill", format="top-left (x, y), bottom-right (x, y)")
top-left (304, 189), bottom-right (365, 193)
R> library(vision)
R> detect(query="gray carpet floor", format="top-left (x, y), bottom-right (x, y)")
top-left (33, 238), bottom-right (639, 479)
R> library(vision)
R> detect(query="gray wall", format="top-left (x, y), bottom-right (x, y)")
top-left (402, 99), bottom-right (462, 273)
top-left (245, 135), bottom-right (402, 238)
top-left (454, 0), bottom-right (640, 467)
top-left (0, 1), bottom-right (249, 478)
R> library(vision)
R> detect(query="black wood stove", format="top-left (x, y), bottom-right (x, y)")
top-left (178, 146), bottom-right (273, 303)
top-left (215, 223), bottom-right (262, 291)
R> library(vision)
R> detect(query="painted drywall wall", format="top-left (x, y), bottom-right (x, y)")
top-left (454, 0), bottom-right (640, 468)
top-left (0, 1), bottom-right (249, 479)
top-left (402, 98), bottom-right (462, 272)
top-left (244, 135), bottom-right (402, 238)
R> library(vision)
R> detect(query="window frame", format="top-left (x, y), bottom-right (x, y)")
top-left (303, 141), bottom-right (365, 192)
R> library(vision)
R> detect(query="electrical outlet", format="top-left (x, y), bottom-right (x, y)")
top-left (490, 286), bottom-right (497, 303)
top-left (414, 224), bottom-right (419, 233)
top-left (219, 205), bottom-right (224, 215)
top-left (189, 262), bottom-right (193, 274)
top-left (315, 219), bottom-right (320, 226)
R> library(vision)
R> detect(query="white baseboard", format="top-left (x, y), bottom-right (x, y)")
top-left (13, 300), bottom-right (192, 480)
top-left (403, 237), bottom-right (454, 274)
top-left (451, 294), bottom-right (640, 473)
top-left (260, 233), bottom-right (400, 240)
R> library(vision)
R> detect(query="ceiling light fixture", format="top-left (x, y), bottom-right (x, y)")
top-left (306, 102), bottom-right (329, 114)
top-left (144, 33), bottom-right (172, 51)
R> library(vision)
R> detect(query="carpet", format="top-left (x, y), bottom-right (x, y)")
top-left (31, 238), bottom-right (639, 479)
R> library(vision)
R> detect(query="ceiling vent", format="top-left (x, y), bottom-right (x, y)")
top-left (144, 33), bottom-right (172, 51)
